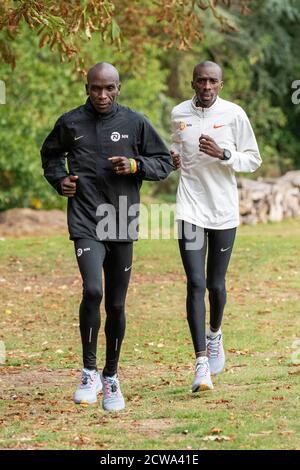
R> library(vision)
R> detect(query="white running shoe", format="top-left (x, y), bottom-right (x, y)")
top-left (207, 330), bottom-right (225, 375)
top-left (101, 374), bottom-right (125, 412)
top-left (192, 356), bottom-right (214, 392)
top-left (73, 368), bottom-right (102, 405)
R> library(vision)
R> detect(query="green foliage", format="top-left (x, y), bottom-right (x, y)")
top-left (1, 0), bottom-right (300, 209)
top-left (0, 0), bottom-right (242, 68)
top-left (0, 30), bottom-right (171, 210)
top-left (160, 0), bottom-right (300, 178)
top-left (226, 0), bottom-right (300, 174)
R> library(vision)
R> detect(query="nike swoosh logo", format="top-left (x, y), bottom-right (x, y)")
top-left (213, 124), bottom-right (226, 129)
top-left (124, 265), bottom-right (132, 272)
top-left (220, 247), bottom-right (231, 252)
top-left (74, 135), bottom-right (84, 141)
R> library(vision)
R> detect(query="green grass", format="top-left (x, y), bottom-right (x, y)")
top-left (0, 219), bottom-right (300, 450)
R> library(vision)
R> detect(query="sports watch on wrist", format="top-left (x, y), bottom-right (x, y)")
top-left (222, 149), bottom-right (232, 161)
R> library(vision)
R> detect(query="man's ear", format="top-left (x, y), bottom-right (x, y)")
top-left (220, 81), bottom-right (224, 90)
top-left (85, 84), bottom-right (89, 96)
top-left (191, 80), bottom-right (195, 91)
top-left (117, 82), bottom-right (121, 95)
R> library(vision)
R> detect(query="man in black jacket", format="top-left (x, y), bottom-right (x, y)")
top-left (41, 62), bottom-right (173, 412)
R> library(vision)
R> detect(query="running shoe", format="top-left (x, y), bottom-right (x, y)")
top-left (101, 373), bottom-right (125, 412)
top-left (73, 368), bottom-right (102, 405)
top-left (207, 330), bottom-right (225, 375)
top-left (192, 356), bottom-right (214, 392)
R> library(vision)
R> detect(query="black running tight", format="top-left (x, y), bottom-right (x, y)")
top-left (178, 221), bottom-right (236, 354)
top-left (74, 239), bottom-right (133, 376)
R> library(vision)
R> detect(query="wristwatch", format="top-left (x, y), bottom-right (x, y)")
top-left (222, 149), bottom-right (232, 160)
top-left (136, 160), bottom-right (145, 176)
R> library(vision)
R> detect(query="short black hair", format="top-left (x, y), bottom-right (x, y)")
top-left (193, 61), bottom-right (223, 80)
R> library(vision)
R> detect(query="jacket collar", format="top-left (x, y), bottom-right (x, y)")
top-left (191, 95), bottom-right (220, 115)
top-left (84, 98), bottom-right (119, 119)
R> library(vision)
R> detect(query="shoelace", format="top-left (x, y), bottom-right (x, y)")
top-left (103, 376), bottom-right (120, 397)
top-left (80, 371), bottom-right (95, 388)
top-left (207, 334), bottom-right (221, 358)
top-left (195, 360), bottom-right (209, 377)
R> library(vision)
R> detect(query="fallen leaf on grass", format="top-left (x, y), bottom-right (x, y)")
top-left (17, 435), bottom-right (37, 442)
top-left (249, 431), bottom-right (272, 437)
top-left (160, 378), bottom-right (171, 385)
top-left (226, 364), bottom-right (248, 370)
top-left (210, 428), bottom-right (222, 435)
top-left (72, 435), bottom-right (91, 445)
top-left (257, 309), bottom-right (272, 315)
top-left (201, 435), bottom-right (234, 442)
top-left (127, 395), bottom-right (142, 404)
top-left (278, 430), bottom-right (295, 436)
top-left (55, 349), bottom-right (64, 354)
top-left (58, 407), bottom-right (78, 414)
top-left (94, 441), bottom-right (109, 448)
top-left (227, 348), bottom-right (250, 356)
top-left (288, 369), bottom-right (300, 376)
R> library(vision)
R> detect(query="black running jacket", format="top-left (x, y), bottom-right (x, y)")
top-left (41, 99), bottom-right (173, 241)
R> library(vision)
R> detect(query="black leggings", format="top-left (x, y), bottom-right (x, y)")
top-left (74, 239), bottom-right (133, 376)
top-left (178, 221), bottom-right (236, 354)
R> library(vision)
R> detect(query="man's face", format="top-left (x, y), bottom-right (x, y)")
top-left (86, 70), bottom-right (120, 114)
top-left (191, 66), bottom-right (223, 108)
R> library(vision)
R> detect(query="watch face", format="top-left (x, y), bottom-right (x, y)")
top-left (223, 149), bottom-right (231, 160)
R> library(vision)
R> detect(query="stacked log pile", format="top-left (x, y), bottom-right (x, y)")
top-left (238, 171), bottom-right (300, 224)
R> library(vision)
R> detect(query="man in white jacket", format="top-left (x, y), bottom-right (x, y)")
top-left (171, 61), bottom-right (261, 392)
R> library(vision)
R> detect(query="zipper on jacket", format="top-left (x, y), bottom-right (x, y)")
top-left (96, 116), bottom-right (105, 193)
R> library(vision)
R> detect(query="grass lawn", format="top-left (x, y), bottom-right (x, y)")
top-left (0, 218), bottom-right (299, 450)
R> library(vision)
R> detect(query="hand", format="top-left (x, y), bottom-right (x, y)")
top-left (61, 175), bottom-right (78, 197)
top-left (170, 150), bottom-right (181, 169)
top-left (199, 134), bottom-right (223, 159)
top-left (108, 156), bottom-right (131, 175)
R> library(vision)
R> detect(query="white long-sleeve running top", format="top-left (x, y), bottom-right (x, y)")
top-left (171, 96), bottom-right (262, 229)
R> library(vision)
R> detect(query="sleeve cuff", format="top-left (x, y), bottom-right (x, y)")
top-left (134, 159), bottom-right (146, 178)
top-left (219, 151), bottom-right (237, 167)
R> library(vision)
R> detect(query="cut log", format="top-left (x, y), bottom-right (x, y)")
top-left (238, 170), bottom-right (300, 224)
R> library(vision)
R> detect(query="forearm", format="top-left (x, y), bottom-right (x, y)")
top-left (135, 154), bottom-right (173, 181)
top-left (219, 150), bottom-right (262, 173)
top-left (41, 155), bottom-right (68, 194)
top-left (41, 116), bottom-right (69, 194)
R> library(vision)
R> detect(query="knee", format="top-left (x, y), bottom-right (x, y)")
top-left (207, 281), bottom-right (225, 297)
top-left (187, 275), bottom-right (206, 295)
top-left (106, 303), bottom-right (125, 317)
top-left (83, 285), bottom-right (102, 304)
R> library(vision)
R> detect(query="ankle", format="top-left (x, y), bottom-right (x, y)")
top-left (208, 326), bottom-right (221, 337)
top-left (196, 351), bottom-right (207, 359)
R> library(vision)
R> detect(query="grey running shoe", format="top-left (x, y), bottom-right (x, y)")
top-left (101, 373), bottom-right (125, 412)
top-left (207, 330), bottom-right (225, 375)
top-left (192, 356), bottom-right (214, 392)
top-left (74, 368), bottom-right (102, 405)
